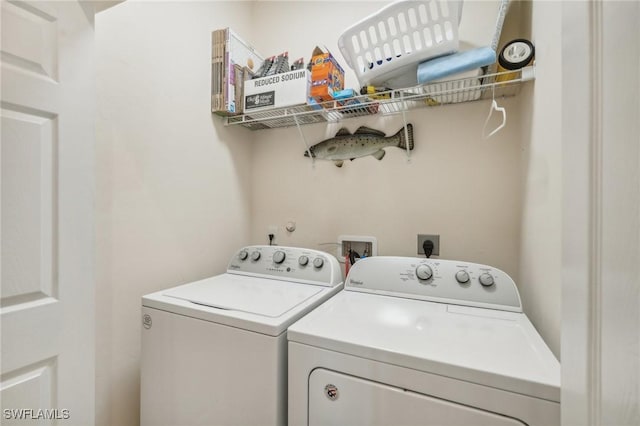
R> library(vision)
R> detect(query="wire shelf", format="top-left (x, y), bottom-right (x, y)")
top-left (225, 66), bottom-right (535, 130)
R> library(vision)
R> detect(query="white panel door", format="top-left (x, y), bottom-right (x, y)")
top-left (1, 1), bottom-right (94, 425)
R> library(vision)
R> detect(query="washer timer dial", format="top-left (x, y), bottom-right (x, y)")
top-left (415, 264), bottom-right (433, 281)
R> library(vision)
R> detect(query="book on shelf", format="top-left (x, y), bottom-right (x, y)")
top-left (211, 28), bottom-right (263, 116)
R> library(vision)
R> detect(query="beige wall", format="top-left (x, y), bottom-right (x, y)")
top-left (95, 2), bottom-right (254, 425)
top-left (249, 103), bottom-right (523, 278)
top-left (517, 1), bottom-right (562, 358)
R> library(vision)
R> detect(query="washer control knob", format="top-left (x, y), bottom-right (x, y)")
top-left (238, 250), bottom-right (249, 261)
top-left (273, 250), bottom-right (286, 264)
top-left (251, 251), bottom-right (261, 261)
top-left (298, 255), bottom-right (309, 266)
top-left (415, 264), bottom-right (433, 281)
top-left (479, 273), bottom-right (495, 287)
top-left (455, 270), bottom-right (470, 284)
top-left (313, 257), bottom-right (324, 269)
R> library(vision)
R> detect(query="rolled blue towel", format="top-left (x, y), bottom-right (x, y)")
top-left (417, 47), bottom-right (497, 83)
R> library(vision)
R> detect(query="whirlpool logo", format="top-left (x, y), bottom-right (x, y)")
top-left (349, 279), bottom-right (364, 286)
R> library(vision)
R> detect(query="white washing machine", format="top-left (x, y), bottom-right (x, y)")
top-left (288, 256), bottom-right (560, 426)
top-left (140, 245), bottom-right (342, 426)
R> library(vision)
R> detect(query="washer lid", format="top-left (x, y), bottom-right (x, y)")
top-left (163, 273), bottom-right (324, 318)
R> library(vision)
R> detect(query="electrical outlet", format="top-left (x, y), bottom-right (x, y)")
top-left (417, 234), bottom-right (440, 256)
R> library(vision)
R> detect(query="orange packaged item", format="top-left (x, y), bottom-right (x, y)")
top-left (308, 46), bottom-right (345, 104)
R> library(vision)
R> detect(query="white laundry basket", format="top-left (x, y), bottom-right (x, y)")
top-left (338, 0), bottom-right (464, 88)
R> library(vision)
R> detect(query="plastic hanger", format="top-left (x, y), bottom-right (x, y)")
top-left (482, 84), bottom-right (506, 139)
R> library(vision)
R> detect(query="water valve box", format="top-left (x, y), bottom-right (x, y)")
top-left (337, 235), bottom-right (378, 263)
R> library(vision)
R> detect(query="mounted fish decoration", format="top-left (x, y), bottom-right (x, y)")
top-left (304, 124), bottom-right (414, 167)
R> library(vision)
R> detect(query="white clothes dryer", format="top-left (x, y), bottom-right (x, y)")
top-left (288, 256), bottom-right (560, 426)
top-left (140, 245), bottom-right (342, 426)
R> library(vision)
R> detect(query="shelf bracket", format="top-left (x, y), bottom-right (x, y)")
top-left (293, 112), bottom-right (315, 167)
top-left (399, 92), bottom-right (412, 162)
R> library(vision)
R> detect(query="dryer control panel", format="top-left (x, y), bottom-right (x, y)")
top-left (227, 245), bottom-right (342, 287)
top-left (345, 257), bottom-right (522, 312)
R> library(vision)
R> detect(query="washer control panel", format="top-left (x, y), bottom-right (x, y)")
top-left (345, 257), bottom-right (522, 312)
top-left (227, 245), bottom-right (342, 287)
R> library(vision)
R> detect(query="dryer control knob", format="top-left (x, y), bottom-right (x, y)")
top-left (455, 270), bottom-right (470, 284)
top-left (273, 250), bottom-right (286, 264)
top-left (415, 264), bottom-right (433, 281)
top-left (298, 255), bottom-right (309, 266)
top-left (238, 250), bottom-right (249, 261)
top-left (251, 251), bottom-right (261, 261)
top-left (479, 273), bottom-right (495, 287)
top-left (313, 257), bottom-right (324, 269)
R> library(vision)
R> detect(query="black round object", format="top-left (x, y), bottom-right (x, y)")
top-left (498, 39), bottom-right (535, 71)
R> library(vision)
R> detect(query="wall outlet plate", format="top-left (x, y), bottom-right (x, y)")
top-left (417, 234), bottom-right (440, 256)
top-left (337, 235), bottom-right (378, 263)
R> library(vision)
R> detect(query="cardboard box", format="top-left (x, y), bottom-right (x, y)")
top-left (244, 69), bottom-right (310, 113)
top-left (309, 46), bottom-right (345, 103)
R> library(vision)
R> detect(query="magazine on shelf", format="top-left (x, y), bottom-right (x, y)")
top-left (211, 28), bottom-right (263, 116)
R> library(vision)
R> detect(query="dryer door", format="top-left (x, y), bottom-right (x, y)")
top-left (309, 369), bottom-right (526, 426)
